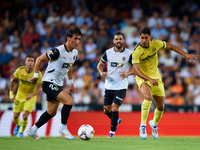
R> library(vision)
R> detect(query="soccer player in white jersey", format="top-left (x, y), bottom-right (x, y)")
top-left (27, 28), bottom-right (82, 139)
top-left (97, 32), bottom-right (132, 137)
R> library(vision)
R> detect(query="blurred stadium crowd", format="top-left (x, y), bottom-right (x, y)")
top-left (1, 0), bottom-right (200, 109)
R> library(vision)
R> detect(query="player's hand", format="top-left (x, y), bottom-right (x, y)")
top-left (119, 71), bottom-right (129, 79)
top-left (26, 94), bottom-right (33, 100)
top-left (9, 91), bottom-right (15, 102)
top-left (69, 83), bottom-right (76, 94)
top-left (29, 77), bottom-right (38, 84)
top-left (101, 72), bottom-right (108, 79)
top-left (149, 78), bottom-right (159, 86)
top-left (185, 54), bottom-right (197, 62)
top-left (10, 97), bottom-right (15, 103)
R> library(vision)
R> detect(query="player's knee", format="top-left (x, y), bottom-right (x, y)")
top-left (143, 95), bottom-right (152, 101)
top-left (112, 104), bottom-right (119, 112)
top-left (48, 111), bottom-right (57, 116)
top-left (157, 104), bottom-right (165, 111)
top-left (104, 107), bottom-right (110, 114)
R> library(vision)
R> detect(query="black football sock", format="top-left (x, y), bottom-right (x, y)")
top-left (111, 111), bottom-right (118, 132)
top-left (61, 104), bottom-right (73, 124)
top-left (104, 108), bottom-right (112, 119)
top-left (35, 111), bottom-right (54, 128)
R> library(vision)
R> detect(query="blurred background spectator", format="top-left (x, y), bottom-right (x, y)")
top-left (0, 0), bottom-right (200, 110)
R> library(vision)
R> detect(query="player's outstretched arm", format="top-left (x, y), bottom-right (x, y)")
top-left (9, 76), bottom-right (17, 102)
top-left (97, 60), bottom-right (107, 79)
top-left (165, 43), bottom-right (197, 61)
top-left (29, 53), bottom-right (49, 84)
top-left (26, 83), bottom-right (42, 100)
top-left (67, 67), bottom-right (76, 94)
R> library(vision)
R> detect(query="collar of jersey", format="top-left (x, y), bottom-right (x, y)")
top-left (113, 47), bottom-right (125, 53)
top-left (64, 44), bottom-right (71, 53)
top-left (139, 42), bottom-right (150, 49)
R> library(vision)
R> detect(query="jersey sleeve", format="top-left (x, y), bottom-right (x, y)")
top-left (13, 68), bottom-right (19, 78)
top-left (155, 39), bottom-right (166, 50)
top-left (46, 48), bottom-right (60, 60)
top-left (131, 50), bottom-right (140, 64)
top-left (37, 71), bottom-right (43, 84)
top-left (101, 51), bottom-right (107, 63)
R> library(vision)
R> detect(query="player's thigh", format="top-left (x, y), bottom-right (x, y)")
top-left (47, 100), bottom-right (60, 116)
top-left (13, 99), bottom-right (24, 113)
top-left (56, 90), bottom-right (73, 105)
top-left (140, 83), bottom-right (153, 100)
top-left (104, 89), bottom-right (115, 106)
top-left (23, 97), bottom-right (37, 113)
top-left (113, 89), bottom-right (126, 106)
top-left (153, 95), bottom-right (165, 111)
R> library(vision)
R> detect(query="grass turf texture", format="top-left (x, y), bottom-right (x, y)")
top-left (0, 136), bottom-right (200, 150)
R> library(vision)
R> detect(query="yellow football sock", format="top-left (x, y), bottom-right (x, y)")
top-left (153, 108), bottom-right (164, 125)
top-left (141, 100), bottom-right (152, 125)
top-left (19, 119), bottom-right (28, 133)
top-left (13, 118), bottom-right (20, 126)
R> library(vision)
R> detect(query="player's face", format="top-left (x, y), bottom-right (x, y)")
top-left (139, 33), bottom-right (150, 47)
top-left (113, 34), bottom-right (124, 49)
top-left (68, 34), bottom-right (81, 49)
top-left (25, 57), bottom-right (35, 69)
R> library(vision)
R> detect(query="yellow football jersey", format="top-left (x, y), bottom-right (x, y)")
top-left (14, 66), bottom-right (42, 101)
top-left (132, 39), bottom-right (166, 79)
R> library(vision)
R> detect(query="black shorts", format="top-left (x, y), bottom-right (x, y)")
top-left (42, 81), bottom-right (63, 102)
top-left (104, 89), bottom-right (126, 106)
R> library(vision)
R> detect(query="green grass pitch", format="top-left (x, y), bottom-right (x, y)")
top-left (0, 136), bottom-right (200, 150)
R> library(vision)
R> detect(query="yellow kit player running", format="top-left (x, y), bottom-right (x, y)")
top-left (10, 55), bottom-right (42, 137)
top-left (120, 27), bottom-right (197, 139)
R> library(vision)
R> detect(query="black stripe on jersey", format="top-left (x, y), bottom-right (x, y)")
top-left (101, 52), bottom-right (107, 63)
top-left (128, 54), bottom-right (132, 64)
top-left (46, 48), bottom-right (60, 60)
top-left (47, 69), bottom-right (55, 73)
top-left (162, 42), bottom-right (165, 49)
top-left (132, 43), bottom-right (140, 52)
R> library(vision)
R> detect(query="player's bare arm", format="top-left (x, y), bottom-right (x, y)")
top-left (97, 60), bottom-right (107, 79)
top-left (67, 67), bottom-right (76, 94)
top-left (165, 43), bottom-right (197, 61)
top-left (9, 76), bottom-right (17, 102)
top-left (29, 53), bottom-right (49, 84)
top-left (26, 83), bottom-right (42, 100)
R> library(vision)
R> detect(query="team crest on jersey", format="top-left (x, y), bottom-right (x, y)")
top-left (122, 57), bottom-right (126, 61)
top-left (152, 47), bottom-right (156, 52)
top-left (73, 55), bottom-right (76, 60)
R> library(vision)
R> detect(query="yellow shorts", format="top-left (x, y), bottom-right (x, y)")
top-left (135, 76), bottom-right (165, 97)
top-left (13, 97), bottom-right (37, 113)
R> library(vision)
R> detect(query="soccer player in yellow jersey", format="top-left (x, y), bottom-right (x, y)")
top-left (120, 27), bottom-right (197, 139)
top-left (9, 55), bottom-right (42, 137)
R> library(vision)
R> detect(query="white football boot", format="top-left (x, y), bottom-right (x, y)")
top-left (149, 120), bottom-right (158, 139)
top-left (59, 127), bottom-right (75, 140)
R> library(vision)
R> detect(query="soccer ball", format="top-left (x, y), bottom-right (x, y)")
top-left (78, 124), bottom-right (94, 140)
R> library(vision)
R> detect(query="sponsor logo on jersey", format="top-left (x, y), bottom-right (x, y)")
top-left (142, 52), bottom-right (156, 62)
top-left (62, 63), bottom-right (73, 69)
top-left (111, 62), bottom-right (123, 67)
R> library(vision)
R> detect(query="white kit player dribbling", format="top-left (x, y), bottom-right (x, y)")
top-left (27, 28), bottom-right (82, 139)
top-left (97, 32), bottom-right (132, 137)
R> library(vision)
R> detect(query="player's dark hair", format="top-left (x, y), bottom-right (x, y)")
top-left (139, 27), bottom-right (151, 35)
top-left (67, 28), bottom-right (82, 38)
top-left (25, 54), bottom-right (35, 61)
top-left (114, 32), bottom-right (125, 39)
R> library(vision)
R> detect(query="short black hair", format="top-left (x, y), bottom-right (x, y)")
top-left (67, 28), bottom-right (82, 38)
top-left (25, 54), bottom-right (35, 61)
top-left (114, 32), bottom-right (125, 39)
top-left (139, 27), bottom-right (151, 35)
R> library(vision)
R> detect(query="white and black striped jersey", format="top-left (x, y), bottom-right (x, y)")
top-left (101, 47), bottom-right (132, 90)
top-left (42, 44), bottom-right (78, 86)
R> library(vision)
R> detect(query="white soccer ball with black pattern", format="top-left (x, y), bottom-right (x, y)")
top-left (78, 124), bottom-right (94, 140)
